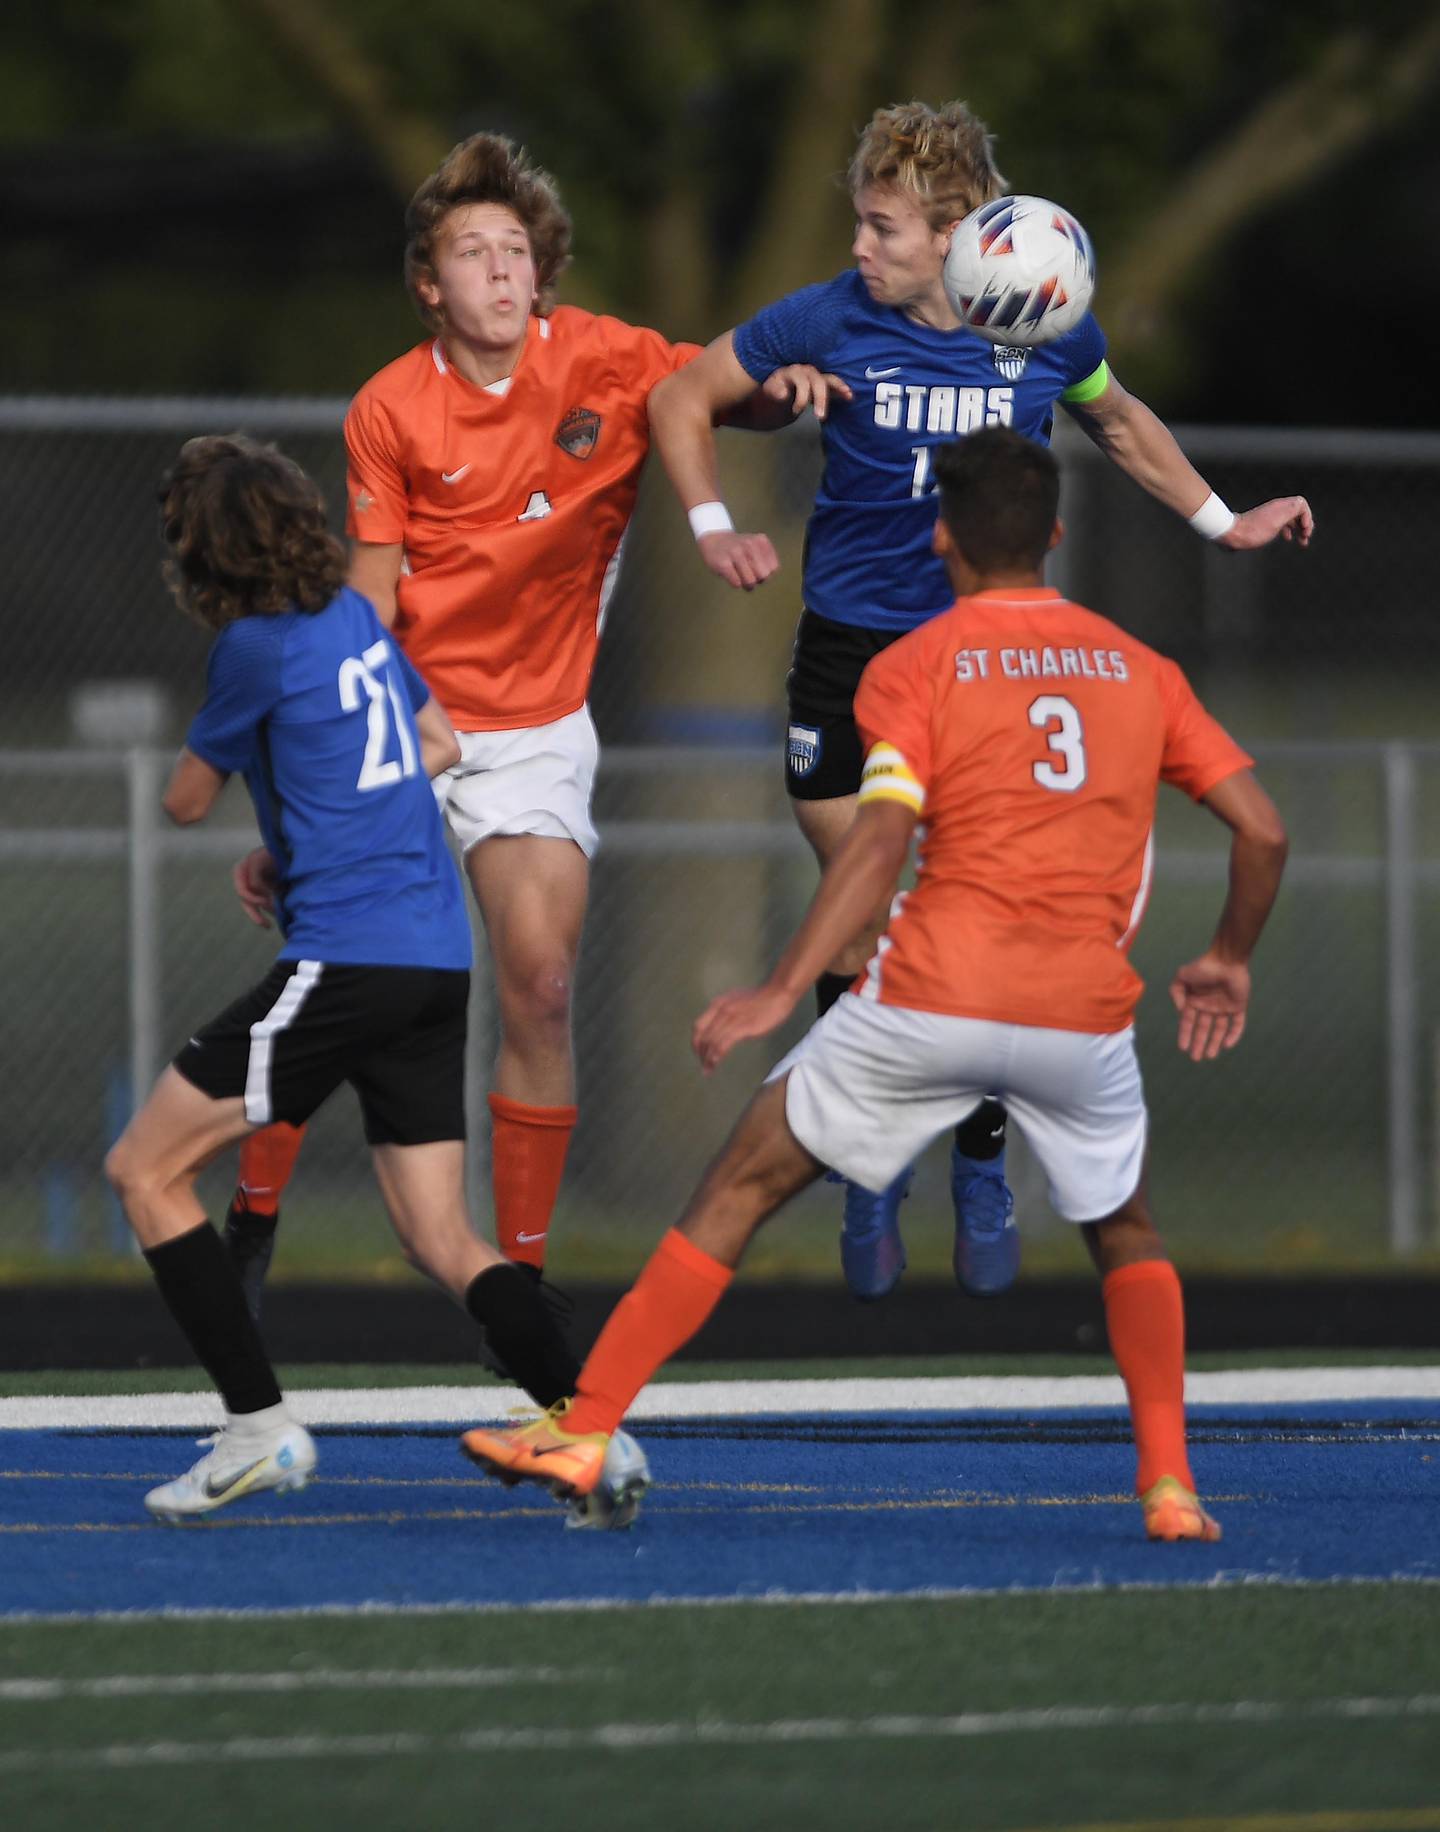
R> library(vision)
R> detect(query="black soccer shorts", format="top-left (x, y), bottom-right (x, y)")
top-left (174, 960), bottom-right (469, 1145)
top-left (784, 608), bottom-right (908, 802)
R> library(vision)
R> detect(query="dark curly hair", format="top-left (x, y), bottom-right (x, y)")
top-left (404, 132), bottom-right (572, 330)
top-left (157, 434), bottom-right (347, 632)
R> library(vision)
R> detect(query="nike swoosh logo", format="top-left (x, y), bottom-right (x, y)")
top-left (864, 365), bottom-right (901, 380)
top-left (441, 465), bottom-right (470, 484)
top-left (203, 1456), bottom-right (268, 1500)
top-left (515, 1230), bottom-right (547, 1244)
top-left (532, 1442), bottom-right (578, 1459)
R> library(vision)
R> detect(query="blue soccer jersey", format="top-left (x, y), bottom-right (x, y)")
top-left (185, 587), bottom-right (471, 971)
top-left (733, 269), bottom-right (1107, 633)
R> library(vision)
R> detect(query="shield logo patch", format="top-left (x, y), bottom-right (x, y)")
top-left (554, 407), bottom-right (602, 459)
top-left (991, 345), bottom-right (1030, 382)
top-left (787, 723), bottom-right (822, 778)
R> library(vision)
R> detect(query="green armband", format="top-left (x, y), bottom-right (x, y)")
top-left (1061, 360), bottom-right (1110, 405)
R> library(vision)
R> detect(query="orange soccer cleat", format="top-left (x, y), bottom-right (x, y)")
top-left (461, 1400), bottom-right (610, 1500)
top-left (1141, 1475), bottom-right (1222, 1543)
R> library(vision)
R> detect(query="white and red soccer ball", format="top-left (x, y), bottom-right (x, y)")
top-left (943, 195), bottom-right (1096, 346)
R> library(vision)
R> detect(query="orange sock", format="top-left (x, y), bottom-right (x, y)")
top-left (488, 1093), bottom-right (577, 1271)
top-left (235, 1123), bottom-right (308, 1217)
top-left (566, 1229), bottom-right (733, 1435)
top-left (1103, 1259), bottom-right (1195, 1495)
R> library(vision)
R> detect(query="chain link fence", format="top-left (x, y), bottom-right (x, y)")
top-left (3, 397), bottom-right (1439, 1275)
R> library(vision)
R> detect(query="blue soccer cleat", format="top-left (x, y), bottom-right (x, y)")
top-left (951, 1144), bottom-right (1019, 1296)
top-left (839, 1168), bottom-right (911, 1301)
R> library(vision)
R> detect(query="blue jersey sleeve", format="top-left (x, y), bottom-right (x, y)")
top-left (185, 618), bottom-right (285, 775)
top-left (392, 644), bottom-right (432, 713)
top-left (1057, 313), bottom-right (1108, 391)
top-left (732, 277), bottom-right (853, 382)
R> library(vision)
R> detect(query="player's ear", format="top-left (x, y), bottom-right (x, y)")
top-left (932, 517), bottom-right (955, 558)
top-left (1047, 518), bottom-right (1064, 553)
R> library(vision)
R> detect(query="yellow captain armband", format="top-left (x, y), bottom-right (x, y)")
top-left (1060, 359), bottom-right (1110, 405)
top-left (858, 743), bottom-right (925, 813)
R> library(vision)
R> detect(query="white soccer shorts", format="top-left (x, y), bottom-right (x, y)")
top-left (435, 706), bottom-right (599, 858)
top-left (770, 994), bottom-right (1147, 1223)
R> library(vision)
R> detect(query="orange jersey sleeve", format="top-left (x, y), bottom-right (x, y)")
top-left (343, 311), bottom-right (699, 731)
top-left (854, 636), bottom-right (937, 799)
top-left (345, 388), bottom-right (410, 546)
top-left (847, 589), bottom-right (1253, 1033)
top-left (1154, 652), bottom-right (1254, 801)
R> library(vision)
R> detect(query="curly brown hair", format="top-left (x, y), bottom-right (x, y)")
top-left (848, 100), bottom-right (1007, 231)
top-left (157, 434), bottom-right (347, 633)
top-left (404, 132), bottom-right (572, 330)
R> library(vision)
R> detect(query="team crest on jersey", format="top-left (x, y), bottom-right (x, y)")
top-left (991, 345), bottom-right (1030, 382)
top-left (787, 723), bottom-right (821, 778)
top-left (554, 406), bottom-right (602, 459)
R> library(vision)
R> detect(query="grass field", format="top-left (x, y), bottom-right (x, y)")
top-left (3, 1357), bottom-right (1438, 1831)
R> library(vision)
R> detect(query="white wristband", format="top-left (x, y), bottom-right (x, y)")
top-left (1188, 491), bottom-right (1236, 541)
top-left (688, 501), bottom-right (735, 540)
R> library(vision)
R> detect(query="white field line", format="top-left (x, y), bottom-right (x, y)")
top-left (0, 1666), bottom-right (586, 1703)
top-left (4, 1573), bottom-right (1438, 1628)
top-left (0, 1694), bottom-right (1437, 1772)
top-left (3, 1367), bottom-right (1440, 1432)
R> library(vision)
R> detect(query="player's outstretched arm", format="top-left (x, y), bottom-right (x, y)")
top-left (724, 364), bottom-right (854, 431)
top-left (1065, 374), bottom-right (1313, 550)
top-left (693, 800), bottom-right (915, 1072)
top-left (648, 334), bottom-right (780, 591)
top-left (1170, 768), bottom-right (1288, 1061)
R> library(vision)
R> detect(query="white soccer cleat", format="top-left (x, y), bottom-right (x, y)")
top-left (144, 1417), bottom-right (317, 1523)
top-left (564, 1427), bottom-right (650, 1531)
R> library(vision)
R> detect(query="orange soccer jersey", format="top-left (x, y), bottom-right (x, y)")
top-left (345, 309), bottom-right (698, 731)
top-left (852, 588), bottom-right (1252, 1033)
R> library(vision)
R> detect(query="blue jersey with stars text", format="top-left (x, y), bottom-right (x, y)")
top-left (733, 269), bottom-right (1107, 632)
top-left (185, 587), bottom-right (471, 971)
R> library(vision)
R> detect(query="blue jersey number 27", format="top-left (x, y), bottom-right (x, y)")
top-left (337, 639), bottom-right (419, 792)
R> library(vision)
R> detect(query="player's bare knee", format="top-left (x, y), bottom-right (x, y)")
top-left (505, 960), bottom-right (574, 1036)
top-left (103, 1137), bottom-right (141, 1201)
top-left (1084, 1194), bottom-right (1166, 1275)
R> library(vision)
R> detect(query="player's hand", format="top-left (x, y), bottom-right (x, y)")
top-left (232, 846), bottom-right (280, 929)
top-left (761, 365), bottom-right (854, 423)
top-left (1220, 497), bottom-right (1314, 550)
top-left (697, 529), bottom-right (781, 591)
top-left (693, 984), bottom-right (797, 1074)
top-left (1169, 951), bottom-right (1251, 1061)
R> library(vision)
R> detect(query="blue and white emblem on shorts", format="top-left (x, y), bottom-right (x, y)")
top-left (788, 723), bottom-right (821, 778)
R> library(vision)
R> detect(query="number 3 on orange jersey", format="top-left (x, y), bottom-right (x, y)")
top-left (1029, 694), bottom-right (1087, 793)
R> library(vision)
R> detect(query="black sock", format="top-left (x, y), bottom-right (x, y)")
top-left (465, 1264), bottom-right (581, 1408)
top-left (955, 1097), bottom-right (1008, 1162)
top-left (143, 1222), bottom-right (282, 1415)
top-left (815, 971), bottom-right (853, 1019)
top-left (224, 1202), bottom-right (279, 1246)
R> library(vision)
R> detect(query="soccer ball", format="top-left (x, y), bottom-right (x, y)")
top-left (943, 195), bottom-right (1096, 346)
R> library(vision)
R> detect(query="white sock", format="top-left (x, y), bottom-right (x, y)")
top-left (225, 1400), bottom-right (293, 1441)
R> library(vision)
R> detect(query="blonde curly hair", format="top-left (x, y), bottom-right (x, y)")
top-left (848, 100), bottom-right (1007, 230)
top-left (404, 132), bottom-right (572, 330)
